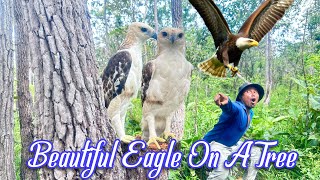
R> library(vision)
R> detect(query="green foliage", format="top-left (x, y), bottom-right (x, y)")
top-left (120, 48), bottom-right (320, 179)
top-left (315, 32), bottom-right (320, 41)
top-left (175, 74), bottom-right (319, 179)
top-left (125, 98), bottom-right (143, 136)
top-left (14, 110), bottom-right (21, 180)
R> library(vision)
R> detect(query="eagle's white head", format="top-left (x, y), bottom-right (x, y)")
top-left (236, 37), bottom-right (259, 51)
top-left (157, 28), bottom-right (186, 53)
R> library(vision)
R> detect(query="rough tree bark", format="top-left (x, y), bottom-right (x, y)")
top-left (26, 0), bottom-right (124, 179)
top-left (264, 32), bottom-right (272, 105)
top-left (0, 0), bottom-right (16, 179)
top-left (171, 103), bottom-right (186, 140)
top-left (171, 0), bottom-right (183, 29)
top-left (13, 0), bottom-right (38, 179)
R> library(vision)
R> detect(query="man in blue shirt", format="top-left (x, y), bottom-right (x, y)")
top-left (204, 83), bottom-right (264, 180)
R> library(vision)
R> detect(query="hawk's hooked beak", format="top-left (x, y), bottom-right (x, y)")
top-left (170, 35), bottom-right (175, 43)
top-left (151, 32), bottom-right (157, 40)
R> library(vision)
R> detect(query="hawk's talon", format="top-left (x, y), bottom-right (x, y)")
top-left (120, 135), bottom-right (136, 144)
top-left (162, 131), bottom-right (175, 140)
top-left (147, 137), bottom-right (166, 149)
top-left (226, 65), bottom-right (239, 77)
top-left (231, 67), bottom-right (239, 77)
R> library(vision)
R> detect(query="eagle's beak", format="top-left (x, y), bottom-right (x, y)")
top-left (250, 40), bottom-right (259, 47)
top-left (151, 32), bottom-right (157, 40)
top-left (170, 35), bottom-right (175, 43)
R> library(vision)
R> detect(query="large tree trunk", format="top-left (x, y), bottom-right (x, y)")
top-left (171, 0), bottom-right (183, 28)
top-left (13, 0), bottom-right (38, 179)
top-left (26, 0), bottom-right (124, 179)
top-left (0, 0), bottom-right (16, 179)
top-left (264, 33), bottom-right (272, 105)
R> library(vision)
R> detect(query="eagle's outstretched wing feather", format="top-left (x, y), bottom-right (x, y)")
top-left (189, 0), bottom-right (231, 48)
top-left (239, 0), bottom-right (294, 42)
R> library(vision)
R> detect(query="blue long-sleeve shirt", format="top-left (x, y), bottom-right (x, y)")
top-left (203, 99), bottom-right (253, 147)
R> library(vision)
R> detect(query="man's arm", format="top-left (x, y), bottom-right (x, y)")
top-left (214, 93), bottom-right (238, 114)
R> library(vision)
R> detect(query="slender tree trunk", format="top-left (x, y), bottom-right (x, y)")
top-left (288, 79), bottom-right (293, 102)
top-left (154, 0), bottom-right (158, 33)
top-left (171, 0), bottom-right (183, 28)
top-left (103, 0), bottom-right (110, 58)
top-left (26, 0), bottom-right (124, 179)
top-left (193, 73), bottom-right (199, 135)
top-left (300, 10), bottom-right (310, 127)
top-left (205, 85), bottom-right (208, 97)
top-left (0, 0), bottom-right (16, 179)
top-left (244, 59), bottom-right (249, 80)
top-left (130, 0), bottom-right (136, 22)
top-left (142, 0), bottom-right (148, 21)
top-left (170, 0), bottom-right (186, 140)
top-left (264, 33), bottom-right (272, 105)
top-left (13, 0), bottom-right (38, 179)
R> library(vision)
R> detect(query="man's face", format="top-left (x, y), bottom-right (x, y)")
top-left (241, 87), bottom-right (260, 109)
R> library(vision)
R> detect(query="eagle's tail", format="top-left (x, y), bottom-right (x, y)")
top-left (197, 55), bottom-right (226, 77)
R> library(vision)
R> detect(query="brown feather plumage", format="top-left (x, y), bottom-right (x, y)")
top-left (239, 0), bottom-right (294, 42)
top-left (101, 51), bottom-right (132, 108)
top-left (189, 0), bottom-right (231, 48)
top-left (141, 61), bottom-right (154, 106)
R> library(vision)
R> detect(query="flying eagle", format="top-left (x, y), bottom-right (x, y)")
top-left (101, 22), bottom-right (156, 143)
top-left (141, 28), bottom-right (193, 149)
top-left (189, 0), bottom-right (294, 77)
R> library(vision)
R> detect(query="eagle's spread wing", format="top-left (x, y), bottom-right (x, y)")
top-left (189, 0), bottom-right (231, 48)
top-left (141, 61), bottom-right (155, 106)
top-left (238, 0), bottom-right (294, 42)
top-left (102, 51), bottom-right (132, 108)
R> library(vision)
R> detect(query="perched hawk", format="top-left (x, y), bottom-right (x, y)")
top-left (189, 0), bottom-right (294, 77)
top-left (141, 28), bottom-right (193, 149)
top-left (101, 22), bottom-right (156, 143)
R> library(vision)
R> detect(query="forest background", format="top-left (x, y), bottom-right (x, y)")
top-left (0, 0), bottom-right (319, 179)
top-left (88, 0), bottom-right (320, 178)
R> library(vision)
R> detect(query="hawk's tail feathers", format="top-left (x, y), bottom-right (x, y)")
top-left (197, 55), bottom-right (226, 77)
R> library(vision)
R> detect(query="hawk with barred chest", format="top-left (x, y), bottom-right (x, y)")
top-left (101, 22), bottom-right (156, 143)
top-left (141, 28), bottom-right (193, 149)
